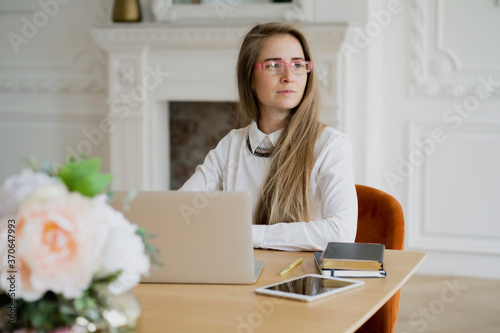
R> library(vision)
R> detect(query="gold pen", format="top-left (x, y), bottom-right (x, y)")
top-left (279, 257), bottom-right (303, 276)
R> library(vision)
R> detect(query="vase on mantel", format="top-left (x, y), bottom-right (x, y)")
top-left (112, 0), bottom-right (142, 22)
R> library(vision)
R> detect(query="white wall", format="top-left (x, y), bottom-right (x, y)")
top-left (1, 0), bottom-right (499, 278)
top-left (0, 0), bottom-right (114, 177)
top-left (343, 0), bottom-right (500, 278)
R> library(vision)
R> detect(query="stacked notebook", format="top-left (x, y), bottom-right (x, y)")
top-left (314, 242), bottom-right (386, 278)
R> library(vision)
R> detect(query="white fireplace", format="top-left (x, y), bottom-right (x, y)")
top-left (92, 23), bottom-right (350, 190)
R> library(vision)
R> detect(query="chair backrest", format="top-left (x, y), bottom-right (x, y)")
top-left (355, 184), bottom-right (405, 250)
top-left (354, 184), bottom-right (405, 333)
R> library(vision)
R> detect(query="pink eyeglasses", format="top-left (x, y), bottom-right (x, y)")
top-left (253, 60), bottom-right (313, 74)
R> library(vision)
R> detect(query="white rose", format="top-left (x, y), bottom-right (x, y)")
top-left (0, 169), bottom-right (58, 221)
top-left (93, 195), bottom-right (150, 294)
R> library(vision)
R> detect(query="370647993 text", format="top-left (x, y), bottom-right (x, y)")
top-left (6, 219), bottom-right (17, 324)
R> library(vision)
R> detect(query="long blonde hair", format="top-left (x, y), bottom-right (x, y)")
top-left (236, 22), bottom-right (325, 225)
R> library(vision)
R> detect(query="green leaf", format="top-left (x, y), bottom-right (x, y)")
top-left (74, 292), bottom-right (98, 313)
top-left (72, 173), bottom-right (113, 197)
top-left (59, 302), bottom-right (78, 316)
top-left (58, 158), bottom-right (100, 189)
top-left (92, 270), bottom-right (123, 285)
top-left (3, 292), bottom-right (79, 331)
top-left (30, 299), bottom-right (60, 330)
top-left (136, 227), bottom-right (163, 267)
top-left (28, 157), bottom-right (38, 170)
top-left (57, 158), bottom-right (112, 197)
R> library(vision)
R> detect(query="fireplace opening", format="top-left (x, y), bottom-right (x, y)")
top-left (169, 101), bottom-right (239, 190)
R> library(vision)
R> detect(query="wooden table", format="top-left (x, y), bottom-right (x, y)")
top-left (133, 249), bottom-right (425, 333)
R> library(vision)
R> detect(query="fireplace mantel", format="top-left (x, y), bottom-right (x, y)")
top-left (92, 24), bottom-right (346, 50)
top-left (92, 23), bottom-right (350, 190)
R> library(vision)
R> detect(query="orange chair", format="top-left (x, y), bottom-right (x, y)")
top-left (354, 185), bottom-right (405, 333)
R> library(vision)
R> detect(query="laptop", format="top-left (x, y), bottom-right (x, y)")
top-left (110, 191), bottom-right (264, 284)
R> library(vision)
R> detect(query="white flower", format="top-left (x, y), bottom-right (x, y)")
top-left (0, 171), bottom-right (150, 301)
top-left (0, 168), bottom-right (58, 221)
top-left (93, 195), bottom-right (150, 294)
top-left (0, 185), bottom-right (107, 301)
top-left (27, 182), bottom-right (67, 203)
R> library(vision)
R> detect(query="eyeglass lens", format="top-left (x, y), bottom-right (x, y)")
top-left (262, 61), bottom-right (311, 74)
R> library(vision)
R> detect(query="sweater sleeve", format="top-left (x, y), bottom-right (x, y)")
top-left (251, 133), bottom-right (357, 251)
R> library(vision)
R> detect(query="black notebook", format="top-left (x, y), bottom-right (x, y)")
top-left (320, 242), bottom-right (385, 271)
top-left (314, 252), bottom-right (386, 278)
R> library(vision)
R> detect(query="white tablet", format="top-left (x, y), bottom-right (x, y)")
top-left (254, 274), bottom-right (364, 302)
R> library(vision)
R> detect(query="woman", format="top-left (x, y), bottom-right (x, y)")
top-left (180, 22), bottom-right (357, 251)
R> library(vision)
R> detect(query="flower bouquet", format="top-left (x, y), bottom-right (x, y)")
top-left (0, 158), bottom-right (155, 332)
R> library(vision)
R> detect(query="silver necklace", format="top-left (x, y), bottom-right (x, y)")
top-left (247, 136), bottom-right (274, 158)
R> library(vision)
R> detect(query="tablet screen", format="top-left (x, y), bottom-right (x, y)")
top-left (255, 274), bottom-right (364, 302)
top-left (263, 275), bottom-right (356, 296)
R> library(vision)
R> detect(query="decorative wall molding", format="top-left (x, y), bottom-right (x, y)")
top-left (409, 0), bottom-right (500, 99)
top-left (410, 81), bottom-right (500, 99)
top-left (107, 51), bottom-right (149, 104)
top-left (151, 0), bottom-right (313, 24)
top-left (0, 111), bottom-right (105, 123)
top-left (409, 0), bottom-right (427, 88)
top-left (435, 0), bottom-right (460, 72)
top-left (0, 78), bottom-right (105, 94)
top-left (407, 121), bottom-right (500, 255)
top-left (117, 62), bottom-right (136, 88)
top-left (315, 61), bottom-right (330, 88)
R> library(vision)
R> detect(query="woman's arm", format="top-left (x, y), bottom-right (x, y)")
top-left (251, 132), bottom-right (358, 251)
